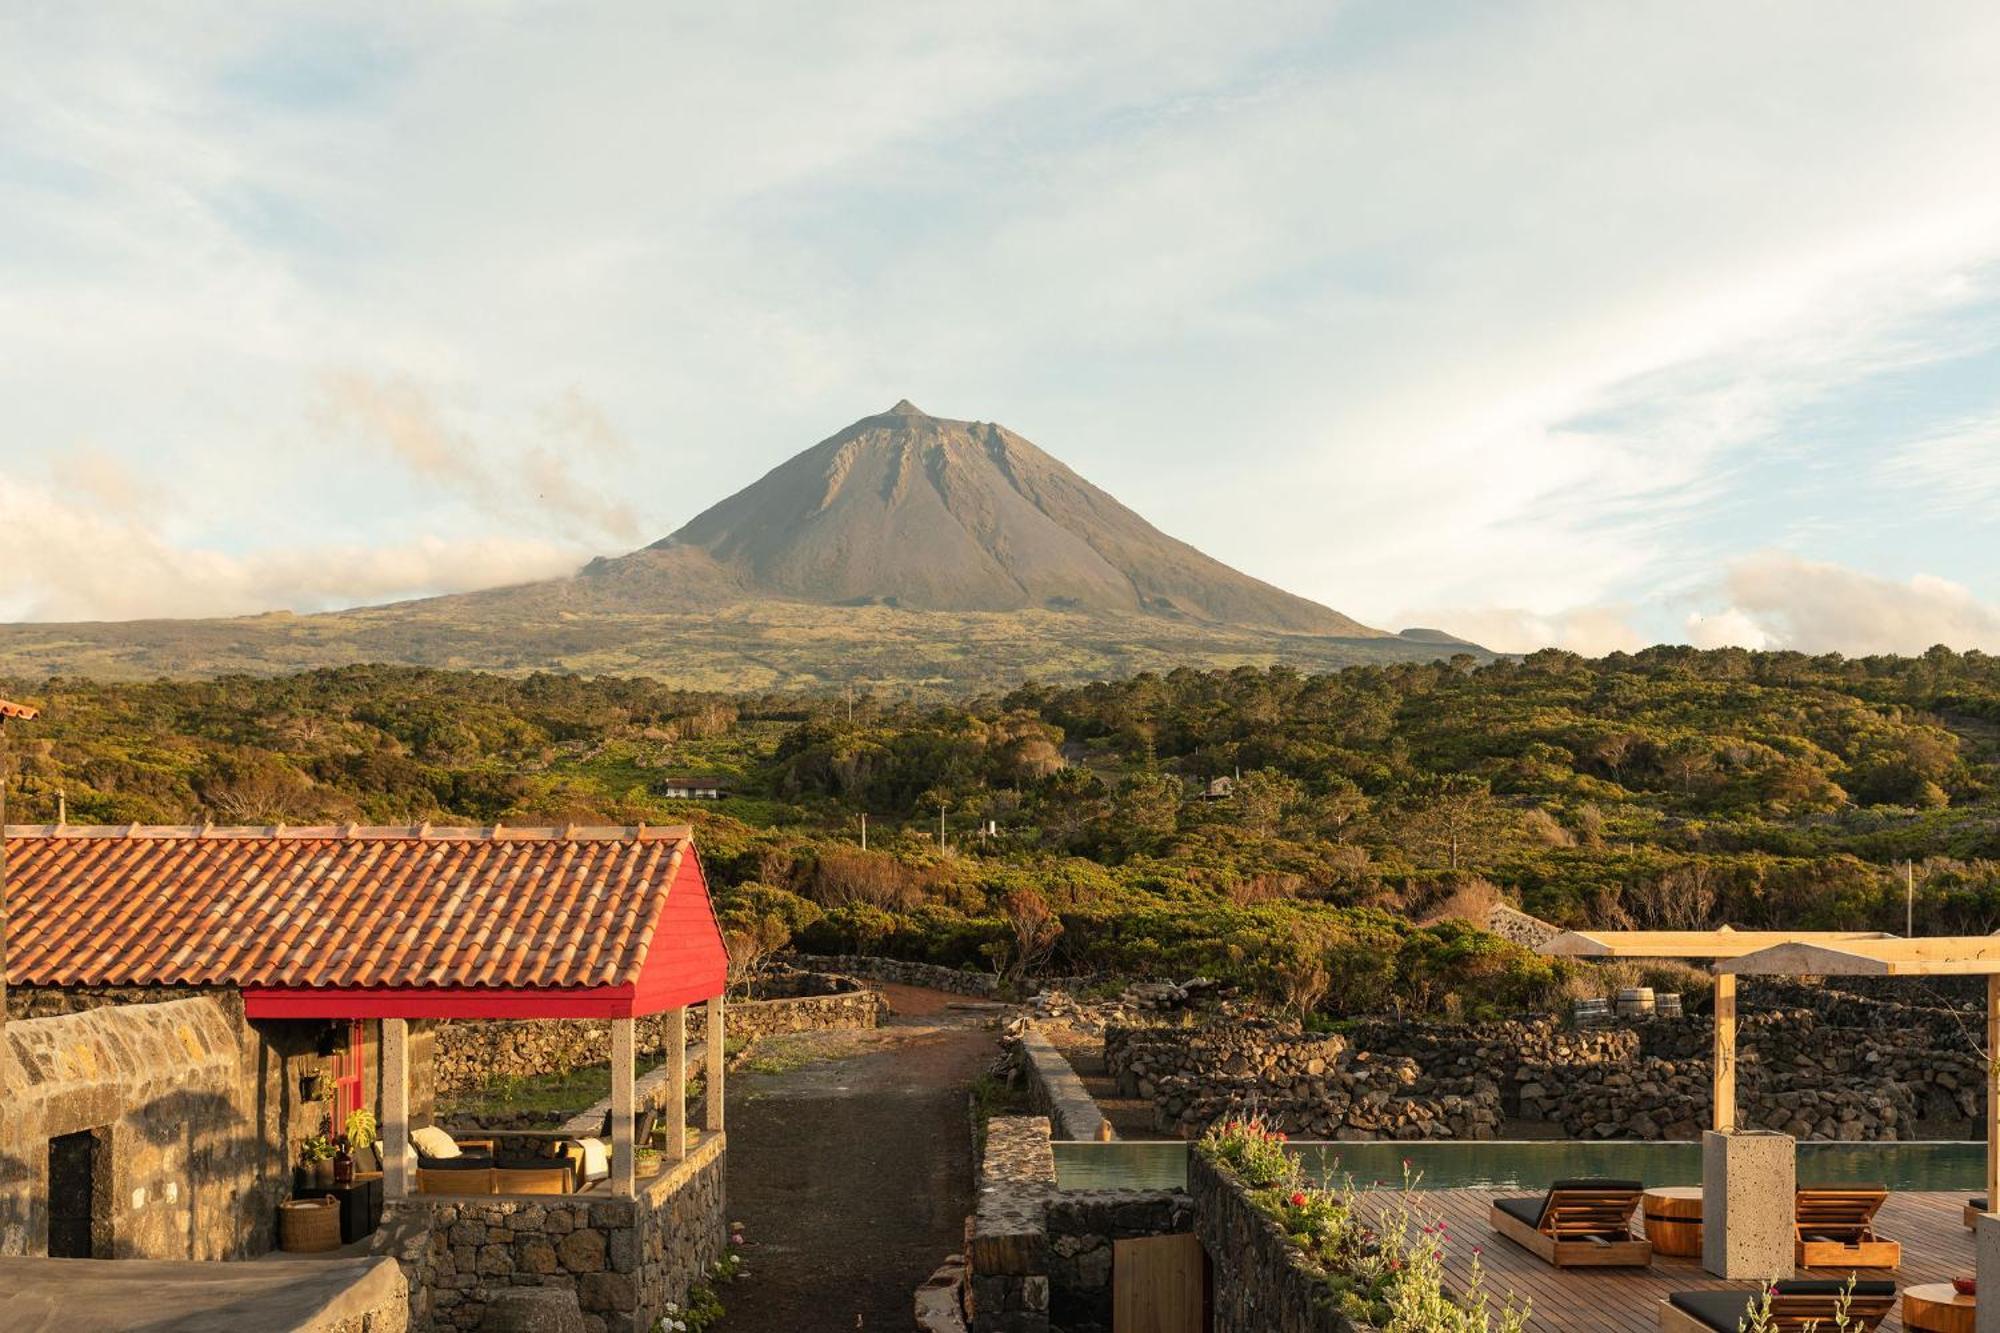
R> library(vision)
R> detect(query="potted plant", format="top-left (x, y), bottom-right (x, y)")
top-left (344, 1108), bottom-right (379, 1171)
top-left (301, 1133), bottom-right (337, 1188)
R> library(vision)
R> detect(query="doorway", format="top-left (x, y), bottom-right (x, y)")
top-left (47, 1128), bottom-right (106, 1258)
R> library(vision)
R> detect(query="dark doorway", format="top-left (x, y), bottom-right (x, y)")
top-left (48, 1129), bottom-right (104, 1258)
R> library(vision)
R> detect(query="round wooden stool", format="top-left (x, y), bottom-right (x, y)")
top-left (1641, 1186), bottom-right (1703, 1258)
top-left (1904, 1283), bottom-right (1976, 1333)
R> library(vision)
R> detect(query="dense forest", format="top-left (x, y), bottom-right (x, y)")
top-left (3, 646), bottom-right (1997, 1022)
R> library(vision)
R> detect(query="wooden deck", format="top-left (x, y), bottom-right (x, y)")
top-left (1390, 1189), bottom-right (1974, 1332)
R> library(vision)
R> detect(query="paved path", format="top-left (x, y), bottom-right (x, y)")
top-left (718, 986), bottom-right (998, 1331)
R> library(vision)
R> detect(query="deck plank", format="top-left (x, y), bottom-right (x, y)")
top-left (1355, 1188), bottom-right (1975, 1332)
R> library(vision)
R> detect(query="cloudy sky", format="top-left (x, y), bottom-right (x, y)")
top-left (4, 2), bottom-right (1998, 655)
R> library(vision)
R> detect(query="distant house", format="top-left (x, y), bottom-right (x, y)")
top-left (660, 775), bottom-right (733, 800)
top-left (1202, 776), bottom-right (1236, 801)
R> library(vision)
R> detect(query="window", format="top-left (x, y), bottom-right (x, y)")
top-left (329, 1019), bottom-right (368, 1124)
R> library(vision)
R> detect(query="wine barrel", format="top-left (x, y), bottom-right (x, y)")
top-left (1615, 986), bottom-right (1656, 1018)
top-left (1642, 1187), bottom-right (1703, 1257)
top-left (1572, 998), bottom-right (1610, 1027)
top-left (1655, 992), bottom-right (1683, 1018)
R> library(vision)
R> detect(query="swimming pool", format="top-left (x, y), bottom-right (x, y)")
top-left (1050, 1139), bottom-right (1990, 1193)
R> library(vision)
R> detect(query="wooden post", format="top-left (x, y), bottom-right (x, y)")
top-left (667, 1006), bottom-right (687, 1160)
top-left (1987, 974), bottom-right (1998, 1210)
top-left (1712, 971), bottom-right (1736, 1133)
top-left (383, 1017), bottom-right (410, 1199)
top-left (611, 1016), bottom-right (636, 1198)
top-left (705, 994), bottom-right (725, 1133)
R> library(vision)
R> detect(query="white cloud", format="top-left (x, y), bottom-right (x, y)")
top-left (1880, 411), bottom-right (2000, 516)
top-left (1395, 605), bottom-right (1646, 657)
top-left (1686, 553), bottom-right (2000, 655)
top-left (0, 476), bottom-right (583, 621)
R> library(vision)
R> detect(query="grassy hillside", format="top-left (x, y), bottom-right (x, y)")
top-left (5, 645), bottom-right (1995, 1019)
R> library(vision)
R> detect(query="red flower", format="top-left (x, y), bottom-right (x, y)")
top-left (1289, 1191), bottom-right (1309, 1207)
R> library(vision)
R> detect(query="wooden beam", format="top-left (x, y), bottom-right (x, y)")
top-left (1718, 937), bottom-right (2000, 976)
top-left (1713, 971), bottom-right (1736, 1133)
top-left (1988, 975), bottom-right (1998, 1213)
top-left (1540, 929), bottom-right (1897, 960)
top-left (382, 1017), bottom-right (410, 1199)
top-left (705, 994), bottom-right (725, 1133)
top-left (667, 1006), bottom-right (687, 1160)
top-left (611, 1016), bottom-right (635, 1198)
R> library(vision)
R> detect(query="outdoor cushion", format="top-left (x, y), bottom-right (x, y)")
top-left (417, 1154), bottom-right (489, 1172)
top-left (1494, 1197), bottom-right (1547, 1228)
top-left (1973, 1196), bottom-right (1990, 1210)
top-left (412, 1125), bottom-right (461, 1159)
top-left (495, 1154), bottom-right (563, 1170)
top-left (1771, 1280), bottom-right (1895, 1297)
top-left (1668, 1290), bottom-right (1757, 1330)
top-left (1548, 1178), bottom-right (1643, 1193)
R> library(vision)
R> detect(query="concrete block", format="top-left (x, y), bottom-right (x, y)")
top-left (1702, 1129), bottom-right (1795, 1279)
top-left (1979, 1213), bottom-right (2000, 1333)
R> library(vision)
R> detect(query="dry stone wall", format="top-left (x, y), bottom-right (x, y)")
top-left (1109, 994), bottom-right (1986, 1142)
top-left (433, 972), bottom-right (883, 1095)
top-left (1192, 1153), bottom-right (1365, 1332)
top-left (376, 1134), bottom-right (725, 1333)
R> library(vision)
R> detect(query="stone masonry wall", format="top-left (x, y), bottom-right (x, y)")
top-left (377, 1133), bottom-right (725, 1333)
top-left (433, 973), bottom-right (883, 1095)
top-left (1045, 1190), bottom-right (1193, 1333)
top-left (0, 994), bottom-right (324, 1260)
top-left (1191, 1152), bottom-right (1366, 1333)
top-left (967, 1116), bottom-right (1057, 1333)
top-left (1109, 993), bottom-right (1986, 1143)
top-left (791, 954), bottom-right (1003, 997)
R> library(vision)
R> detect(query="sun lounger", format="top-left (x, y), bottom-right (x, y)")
top-left (1967, 1195), bottom-right (1988, 1229)
top-left (1795, 1185), bottom-right (1899, 1269)
top-left (1488, 1178), bottom-right (1651, 1267)
top-left (1656, 1278), bottom-right (1895, 1332)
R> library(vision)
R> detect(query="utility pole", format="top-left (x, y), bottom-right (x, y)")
top-left (1907, 859), bottom-right (1916, 937)
top-left (938, 805), bottom-right (947, 854)
top-left (859, 812), bottom-right (867, 851)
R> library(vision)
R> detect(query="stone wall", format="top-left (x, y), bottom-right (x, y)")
top-left (1191, 1152), bottom-right (1364, 1333)
top-left (1044, 1190), bottom-right (1193, 1333)
top-left (1014, 1027), bottom-right (1111, 1143)
top-left (434, 973), bottom-right (884, 1096)
top-left (966, 1116), bottom-right (1057, 1333)
top-left (377, 1133), bottom-right (726, 1333)
top-left (792, 954), bottom-right (1002, 997)
top-left (0, 994), bottom-right (324, 1260)
top-left (1108, 994), bottom-right (1988, 1143)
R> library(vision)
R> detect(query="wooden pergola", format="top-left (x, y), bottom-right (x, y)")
top-left (1540, 930), bottom-right (1899, 1132)
top-left (1714, 937), bottom-right (2000, 1216)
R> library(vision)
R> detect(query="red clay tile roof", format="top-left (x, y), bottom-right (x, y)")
top-left (3, 824), bottom-right (718, 993)
top-left (0, 698), bottom-right (37, 720)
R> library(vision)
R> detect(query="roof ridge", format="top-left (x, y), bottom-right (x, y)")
top-left (0, 823), bottom-right (694, 842)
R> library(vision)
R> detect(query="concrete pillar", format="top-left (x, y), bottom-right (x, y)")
top-left (1701, 1129), bottom-right (1794, 1279)
top-left (382, 1017), bottom-right (410, 1200)
top-left (667, 1006), bottom-right (687, 1160)
top-left (1711, 971), bottom-right (1736, 1132)
top-left (611, 1016), bottom-right (636, 1198)
top-left (705, 995), bottom-right (725, 1133)
top-left (1978, 1214), bottom-right (2000, 1333)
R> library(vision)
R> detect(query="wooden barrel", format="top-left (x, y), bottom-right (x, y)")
top-left (1655, 992), bottom-right (1683, 1018)
top-left (1573, 998), bottom-right (1610, 1026)
top-left (1615, 986), bottom-right (1656, 1018)
top-left (278, 1196), bottom-right (342, 1253)
top-left (1643, 1187), bottom-right (1703, 1258)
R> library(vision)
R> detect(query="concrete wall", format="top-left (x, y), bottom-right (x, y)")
top-left (0, 994), bottom-right (323, 1260)
top-left (1014, 1027), bottom-right (1110, 1143)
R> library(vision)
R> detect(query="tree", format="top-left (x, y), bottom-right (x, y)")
top-left (1393, 776), bottom-right (1505, 874)
top-left (1233, 768), bottom-right (1302, 838)
top-left (1112, 771), bottom-right (1183, 854)
top-left (989, 887), bottom-right (1063, 985)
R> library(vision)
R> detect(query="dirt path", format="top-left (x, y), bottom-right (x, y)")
top-left (718, 987), bottom-right (1000, 1331)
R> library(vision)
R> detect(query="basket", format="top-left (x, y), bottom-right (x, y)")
top-left (279, 1196), bottom-right (342, 1252)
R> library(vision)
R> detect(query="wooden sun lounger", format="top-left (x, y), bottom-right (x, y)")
top-left (1488, 1178), bottom-right (1652, 1268)
top-left (1795, 1185), bottom-right (1899, 1269)
top-left (1657, 1278), bottom-right (1896, 1332)
top-left (1967, 1195), bottom-right (1987, 1229)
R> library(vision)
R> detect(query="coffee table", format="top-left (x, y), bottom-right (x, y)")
top-left (1640, 1186), bottom-right (1703, 1258)
top-left (1904, 1283), bottom-right (1976, 1333)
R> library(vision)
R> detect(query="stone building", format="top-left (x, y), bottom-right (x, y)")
top-left (0, 821), bottom-right (731, 1332)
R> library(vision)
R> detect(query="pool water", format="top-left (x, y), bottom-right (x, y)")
top-left (1050, 1139), bottom-right (1990, 1194)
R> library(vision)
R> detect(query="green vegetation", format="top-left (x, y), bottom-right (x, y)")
top-left (6, 644), bottom-right (1998, 1021)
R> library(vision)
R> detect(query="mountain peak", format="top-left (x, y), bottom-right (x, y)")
top-left (624, 403), bottom-right (1384, 637)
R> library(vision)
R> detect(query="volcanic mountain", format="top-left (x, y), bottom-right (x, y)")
top-left (0, 402), bottom-right (1483, 690)
top-left (517, 400), bottom-right (1375, 633)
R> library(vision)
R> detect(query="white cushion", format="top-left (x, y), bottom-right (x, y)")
top-left (411, 1126), bottom-right (460, 1159)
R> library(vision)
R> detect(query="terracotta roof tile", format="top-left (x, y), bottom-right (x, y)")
top-left (0, 698), bottom-right (37, 721)
top-left (2, 825), bottom-right (701, 992)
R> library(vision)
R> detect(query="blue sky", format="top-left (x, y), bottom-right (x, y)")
top-left (2, 2), bottom-right (1998, 655)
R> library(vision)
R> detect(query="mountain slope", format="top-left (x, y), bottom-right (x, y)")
top-left (0, 401), bottom-right (1484, 689)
